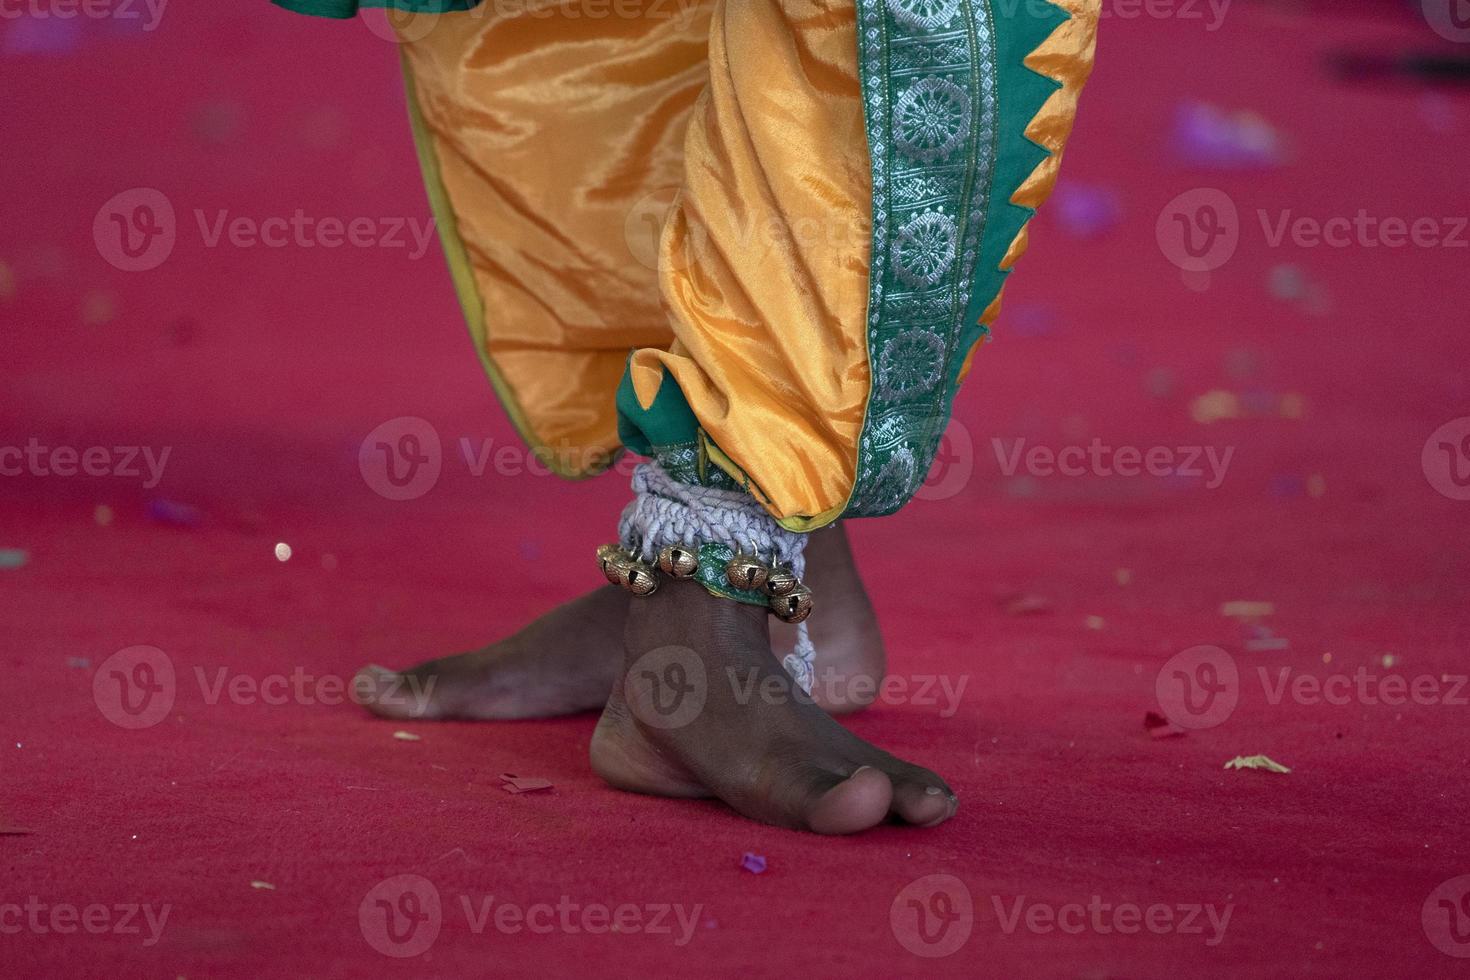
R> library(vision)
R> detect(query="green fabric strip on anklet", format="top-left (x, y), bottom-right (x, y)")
top-left (691, 542), bottom-right (769, 607)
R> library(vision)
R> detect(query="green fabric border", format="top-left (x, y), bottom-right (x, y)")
top-left (952, 1), bottom-right (1067, 394)
top-left (271, 0), bottom-right (481, 18)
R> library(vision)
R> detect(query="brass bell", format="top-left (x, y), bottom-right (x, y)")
top-left (657, 544), bottom-right (699, 578)
top-left (770, 583), bottom-right (813, 623)
top-left (624, 560), bottom-right (659, 596)
top-left (725, 553), bottom-right (770, 592)
top-left (763, 567), bottom-right (799, 597)
top-left (598, 544), bottom-right (632, 586)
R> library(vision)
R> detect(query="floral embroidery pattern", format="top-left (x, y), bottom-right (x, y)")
top-left (893, 77), bottom-right (971, 165)
top-left (892, 208), bottom-right (958, 287)
top-left (884, 0), bottom-right (962, 33)
top-left (878, 329), bottom-right (945, 398)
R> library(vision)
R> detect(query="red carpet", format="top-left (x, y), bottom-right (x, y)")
top-left (4, 2), bottom-right (1470, 976)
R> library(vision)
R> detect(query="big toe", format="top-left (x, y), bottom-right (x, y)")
top-left (804, 766), bottom-right (894, 835)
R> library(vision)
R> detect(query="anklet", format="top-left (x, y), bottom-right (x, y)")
top-left (597, 462), bottom-right (816, 692)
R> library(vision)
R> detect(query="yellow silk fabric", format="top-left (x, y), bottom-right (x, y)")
top-left (399, 3), bottom-right (713, 472)
top-left (401, 1), bottom-right (1097, 519)
top-left (400, 0), bottom-right (872, 507)
top-left (626, 1), bottom-right (872, 521)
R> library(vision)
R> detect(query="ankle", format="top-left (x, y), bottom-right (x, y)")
top-left (623, 579), bottom-right (769, 646)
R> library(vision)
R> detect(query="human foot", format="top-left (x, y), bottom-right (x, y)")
top-left (357, 523), bottom-right (884, 720)
top-left (589, 580), bottom-right (956, 834)
top-left (356, 585), bottom-right (628, 720)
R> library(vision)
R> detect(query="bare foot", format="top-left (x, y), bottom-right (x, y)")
top-left (590, 580), bottom-right (956, 834)
top-left (356, 523), bottom-right (884, 720)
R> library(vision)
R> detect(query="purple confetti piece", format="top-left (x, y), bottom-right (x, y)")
top-left (1050, 182), bottom-right (1122, 239)
top-left (3, 17), bottom-right (82, 56)
top-left (1170, 101), bottom-right (1284, 171)
top-left (739, 852), bottom-right (767, 875)
top-left (145, 499), bottom-right (202, 528)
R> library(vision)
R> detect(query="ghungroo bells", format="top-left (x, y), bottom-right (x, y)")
top-left (624, 560), bottom-right (659, 596)
top-left (724, 554), bottom-right (769, 592)
top-left (598, 542), bottom-right (811, 622)
top-left (657, 544), bottom-right (699, 578)
top-left (598, 543), bottom-right (632, 586)
top-left (763, 567), bottom-right (799, 597)
top-left (769, 583), bottom-right (814, 624)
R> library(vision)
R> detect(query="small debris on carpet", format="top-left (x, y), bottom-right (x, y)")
top-left (740, 853), bottom-right (767, 875)
top-left (1001, 593), bottom-right (1053, 616)
top-left (1223, 755), bottom-right (1291, 774)
top-left (499, 774), bottom-right (554, 794)
top-left (1144, 712), bottom-right (1186, 739)
top-left (1221, 601), bottom-right (1274, 619)
top-left (251, 881), bottom-right (276, 890)
top-left (392, 731), bottom-right (420, 742)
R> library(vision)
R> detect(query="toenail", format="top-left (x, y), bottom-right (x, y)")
top-left (924, 786), bottom-right (942, 795)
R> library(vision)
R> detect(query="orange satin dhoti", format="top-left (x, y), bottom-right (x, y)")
top-left (396, 0), bottom-right (1098, 530)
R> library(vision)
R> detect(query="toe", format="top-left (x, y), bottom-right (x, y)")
top-left (804, 766), bottom-right (893, 835)
top-left (889, 777), bottom-right (957, 827)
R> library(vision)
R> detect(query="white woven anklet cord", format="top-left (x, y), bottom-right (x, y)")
top-left (618, 462), bottom-right (816, 693)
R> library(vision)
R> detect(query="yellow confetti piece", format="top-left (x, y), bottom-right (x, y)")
top-left (1381, 653), bottom-right (1397, 669)
top-left (1220, 601), bottom-right (1274, 619)
top-left (81, 290), bottom-right (119, 327)
top-left (250, 881), bottom-right (275, 890)
top-left (1190, 390), bottom-right (1241, 424)
top-left (94, 504), bottom-right (114, 526)
top-left (393, 731), bottom-right (420, 742)
top-left (1114, 568), bottom-right (1132, 586)
top-left (1223, 755), bottom-right (1290, 774)
top-left (1085, 615), bottom-right (1106, 631)
top-left (1306, 474), bottom-right (1325, 498)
